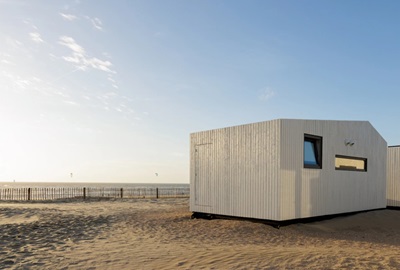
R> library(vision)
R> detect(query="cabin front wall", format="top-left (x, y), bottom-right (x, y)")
top-left (279, 120), bottom-right (387, 220)
top-left (190, 120), bottom-right (281, 220)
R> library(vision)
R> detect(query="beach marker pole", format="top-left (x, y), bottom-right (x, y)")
top-left (28, 188), bottom-right (31, 201)
top-left (83, 187), bottom-right (86, 199)
top-left (121, 188), bottom-right (123, 198)
top-left (156, 188), bottom-right (159, 199)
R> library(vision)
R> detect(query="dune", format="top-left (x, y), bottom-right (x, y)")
top-left (1, 198), bottom-right (400, 269)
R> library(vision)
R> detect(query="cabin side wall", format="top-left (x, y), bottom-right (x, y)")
top-left (279, 120), bottom-right (387, 220)
top-left (190, 120), bottom-right (281, 220)
top-left (387, 147), bottom-right (400, 207)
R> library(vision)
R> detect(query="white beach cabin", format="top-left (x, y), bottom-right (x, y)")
top-left (190, 119), bottom-right (387, 222)
top-left (387, 146), bottom-right (400, 207)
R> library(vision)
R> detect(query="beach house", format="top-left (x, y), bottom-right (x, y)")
top-left (190, 119), bottom-right (387, 222)
top-left (387, 146), bottom-right (400, 207)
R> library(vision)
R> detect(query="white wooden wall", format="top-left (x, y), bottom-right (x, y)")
top-left (280, 120), bottom-right (387, 220)
top-left (190, 120), bottom-right (281, 220)
top-left (387, 146), bottom-right (400, 207)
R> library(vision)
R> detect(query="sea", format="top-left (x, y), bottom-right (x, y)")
top-left (0, 182), bottom-right (189, 189)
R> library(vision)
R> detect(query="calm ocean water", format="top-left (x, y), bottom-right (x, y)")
top-left (0, 182), bottom-right (189, 189)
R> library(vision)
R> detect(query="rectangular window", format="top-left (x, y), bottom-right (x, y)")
top-left (335, 155), bottom-right (367, 172)
top-left (304, 134), bottom-right (322, 169)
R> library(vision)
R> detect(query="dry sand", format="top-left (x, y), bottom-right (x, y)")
top-left (1, 198), bottom-right (400, 269)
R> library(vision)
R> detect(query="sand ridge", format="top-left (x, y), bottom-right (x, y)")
top-left (1, 198), bottom-right (400, 269)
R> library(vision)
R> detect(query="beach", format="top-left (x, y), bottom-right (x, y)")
top-left (1, 198), bottom-right (400, 269)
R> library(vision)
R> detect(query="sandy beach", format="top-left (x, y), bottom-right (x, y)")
top-left (1, 198), bottom-right (400, 269)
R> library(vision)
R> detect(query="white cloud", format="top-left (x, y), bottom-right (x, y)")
top-left (23, 20), bottom-right (38, 30)
top-left (60, 13), bottom-right (78, 21)
top-left (258, 87), bottom-right (275, 102)
top-left (1, 59), bottom-right (14, 65)
top-left (6, 37), bottom-right (23, 49)
top-left (32, 77), bottom-right (42, 83)
top-left (56, 91), bottom-right (69, 98)
top-left (84, 57), bottom-right (113, 73)
top-left (64, 100), bottom-right (79, 106)
top-left (107, 77), bottom-right (116, 83)
top-left (83, 16), bottom-right (104, 31)
top-left (29, 32), bottom-right (44, 43)
top-left (0, 54), bottom-right (14, 66)
top-left (90, 17), bottom-right (103, 30)
top-left (58, 36), bottom-right (115, 73)
top-left (59, 36), bottom-right (84, 54)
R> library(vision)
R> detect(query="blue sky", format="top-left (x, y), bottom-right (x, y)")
top-left (1, 0), bottom-right (399, 183)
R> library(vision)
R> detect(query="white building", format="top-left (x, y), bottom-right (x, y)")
top-left (190, 119), bottom-right (387, 221)
top-left (387, 146), bottom-right (400, 207)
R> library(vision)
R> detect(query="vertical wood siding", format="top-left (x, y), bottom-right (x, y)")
top-left (190, 119), bottom-right (387, 221)
top-left (190, 120), bottom-right (281, 220)
top-left (387, 147), bottom-right (400, 207)
top-left (280, 120), bottom-right (387, 220)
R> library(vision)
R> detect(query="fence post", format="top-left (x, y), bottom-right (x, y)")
top-left (28, 188), bottom-right (31, 201)
top-left (120, 188), bottom-right (123, 198)
top-left (83, 187), bottom-right (86, 199)
top-left (156, 188), bottom-right (159, 199)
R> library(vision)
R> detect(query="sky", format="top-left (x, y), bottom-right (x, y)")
top-left (1, 0), bottom-right (400, 183)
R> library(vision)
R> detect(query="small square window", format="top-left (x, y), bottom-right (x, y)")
top-left (304, 134), bottom-right (322, 169)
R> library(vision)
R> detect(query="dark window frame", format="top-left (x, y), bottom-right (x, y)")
top-left (335, 155), bottom-right (367, 172)
top-left (304, 134), bottom-right (323, 169)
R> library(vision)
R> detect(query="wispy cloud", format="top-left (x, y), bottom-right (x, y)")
top-left (61, 14), bottom-right (103, 30)
top-left (88, 17), bottom-right (103, 31)
top-left (29, 32), bottom-right (44, 43)
top-left (258, 87), bottom-right (275, 102)
top-left (85, 57), bottom-right (114, 72)
top-left (0, 53), bottom-right (14, 65)
top-left (92, 18), bottom-right (103, 30)
top-left (2, 71), bottom-right (55, 97)
top-left (60, 13), bottom-right (78, 21)
top-left (1, 59), bottom-right (13, 65)
top-left (59, 36), bottom-right (115, 73)
top-left (5, 37), bottom-right (23, 50)
top-left (64, 100), bottom-right (79, 106)
top-left (59, 36), bottom-right (84, 54)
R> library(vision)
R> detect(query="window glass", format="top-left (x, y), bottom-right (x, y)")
top-left (335, 155), bottom-right (367, 171)
top-left (304, 134), bottom-right (322, 169)
top-left (304, 141), bottom-right (317, 165)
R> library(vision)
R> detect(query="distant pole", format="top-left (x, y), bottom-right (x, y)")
top-left (28, 188), bottom-right (31, 201)
top-left (156, 188), bottom-right (159, 199)
top-left (83, 187), bottom-right (86, 199)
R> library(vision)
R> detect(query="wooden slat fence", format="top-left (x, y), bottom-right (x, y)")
top-left (0, 187), bottom-right (190, 201)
